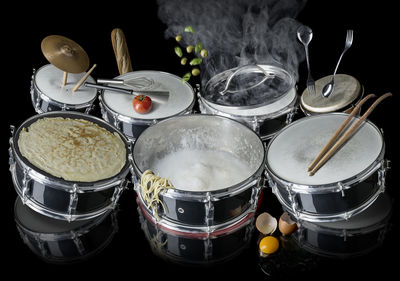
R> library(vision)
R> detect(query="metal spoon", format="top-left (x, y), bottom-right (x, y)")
top-left (297, 25), bottom-right (315, 96)
top-left (322, 29), bottom-right (354, 98)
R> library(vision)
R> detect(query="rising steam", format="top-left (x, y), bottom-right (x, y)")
top-left (157, 0), bottom-right (307, 86)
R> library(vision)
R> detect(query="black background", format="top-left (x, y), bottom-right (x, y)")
top-left (2, 0), bottom-right (399, 279)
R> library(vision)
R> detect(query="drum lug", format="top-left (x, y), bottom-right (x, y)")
top-left (286, 106), bottom-right (298, 125)
top-left (378, 159), bottom-right (390, 192)
top-left (110, 179), bottom-right (129, 209)
top-left (67, 184), bottom-right (79, 222)
top-left (21, 168), bottom-right (32, 204)
top-left (250, 183), bottom-right (262, 210)
top-left (250, 116), bottom-right (260, 134)
top-left (9, 125), bottom-right (16, 166)
top-left (286, 186), bottom-right (300, 220)
top-left (337, 182), bottom-right (347, 197)
top-left (205, 192), bottom-right (215, 232)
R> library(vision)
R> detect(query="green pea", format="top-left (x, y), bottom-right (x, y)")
top-left (181, 57), bottom-right (188, 65)
top-left (175, 35), bottom-right (182, 42)
top-left (186, 45), bottom-right (194, 53)
top-left (200, 49), bottom-right (208, 58)
top-left (192, 68), bottom-right (200, 76)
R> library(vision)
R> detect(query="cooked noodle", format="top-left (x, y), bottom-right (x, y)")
top-left (140, 169), bottom-right (174, 221)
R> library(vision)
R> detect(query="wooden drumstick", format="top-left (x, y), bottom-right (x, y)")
top-left (307, 93), bottom-right (376, 172)
top-left (72, 64), bottom-right (97, 92)
top-left (62, 72), bottom-right (68, 86)
top-left (309, 93), bottom-right (392, 176)
top-left (111, 28), bottom-right (133, 74)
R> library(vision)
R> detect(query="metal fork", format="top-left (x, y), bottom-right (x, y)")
top-left (321, 29), bottom-right (354, 98)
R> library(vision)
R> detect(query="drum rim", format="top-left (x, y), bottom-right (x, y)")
top-left (199, 88), bottom-right (298, 120)
top-left (100, 70), bottom-right (196, 121)
top-left (11, 111), bottom-right (132, 190)
top-left (132, 113), bottom-right (266, 197)
top-left (265, 113), bottom-right (385, 191)
top-left (33, 64), bottom-right (98, 107)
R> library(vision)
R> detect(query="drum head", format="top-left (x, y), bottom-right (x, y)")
top-left (301, 74), bottom-right (361, 113)
top-left (35, 64), bottom-right (97, 105)
top-left (266, 114), bottom-right (384, 186)
top-left (102, 71), bottom-right (194, 120)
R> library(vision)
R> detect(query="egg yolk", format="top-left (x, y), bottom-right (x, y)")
top-left (259, 236), bottom-right (279, 254)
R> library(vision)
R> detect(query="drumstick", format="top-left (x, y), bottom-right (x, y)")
top-left (307, 93), bottom-right (376, 172)
top-left (72, 64), bottom-right (97, 92)
top-left (62, 72), bottom-right (68, 86)
top-left (309, 92), bottom-right (392, 176)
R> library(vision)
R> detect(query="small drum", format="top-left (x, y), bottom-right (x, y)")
top-left (14, 197), bottom-right (118, 263)
top-left (199, 64), bottom-right (298, 141)
top-left (294, 192), bottom-right (392, 258)
top-left (9, 111), bottom-right (131, 221)
top-left (99, 70), bottom-right (195, 142)
top-left (137, 199), bottom-right (254, 266)
top-left (131, 114), bottom-right (266, 233)
top-left (265, 113), bottom-right (390, 222)
top-left (31, 64), bottom-right (97, 114)
top-left (300, 74), bottom-right (363, 115)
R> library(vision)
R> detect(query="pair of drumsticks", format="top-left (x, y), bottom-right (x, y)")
top-left (308, 92), bottom-right (392, 176)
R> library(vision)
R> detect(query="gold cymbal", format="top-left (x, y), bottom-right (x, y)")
top-left (41, 35), bottom-right (89, 73)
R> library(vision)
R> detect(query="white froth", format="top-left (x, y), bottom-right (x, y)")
top-left (151, 149), bottom-right (252, 192)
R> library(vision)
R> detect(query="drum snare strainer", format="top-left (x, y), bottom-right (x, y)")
top-left (31, 64), bottom-right (97, 114)
top-left (265, 113), bottom-right (390, 222)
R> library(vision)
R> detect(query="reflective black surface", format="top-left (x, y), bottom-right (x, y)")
top-left (3, 1), bottom-right (398, 280)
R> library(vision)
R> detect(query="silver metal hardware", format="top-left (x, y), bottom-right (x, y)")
top-left (178, 208), bottom-right (184, 214)
top-left (67, 184), bottom-right (79, 222)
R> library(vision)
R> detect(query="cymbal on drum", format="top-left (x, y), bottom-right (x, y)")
top-left (41, 35), bottom-right (89, 73)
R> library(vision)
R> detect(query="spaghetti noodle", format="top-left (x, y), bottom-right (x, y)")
top-left (140, 169), bottom-right (174, 221)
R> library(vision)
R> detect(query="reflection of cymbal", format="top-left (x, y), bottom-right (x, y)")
top-left (41, 35), bottom-right (89, 73)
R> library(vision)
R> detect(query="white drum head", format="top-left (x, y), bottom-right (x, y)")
top-left (267, 114), bottom-right (383, 186)
top-left (35, 64), bottom-right (97, 105)
top-left (203, 87), bottom-right (297, 117)
top-left (301, 74), bottom-right (361, 113)
top-left (102, 71), bottom-right (194, 120)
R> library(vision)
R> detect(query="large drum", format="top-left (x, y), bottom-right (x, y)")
top-left (9, 111), bottom-right (131, 221)
top-left (131, 114), bottom-right (266, 233)
top-left (199, 64), bottom-right (298, 141)
top-left (31, 64), bottom-right (97, 114)
top-left (99, 70), bottom-right (195, 142)
top-left (265, 113), bottom-right (390, 222)
top-left (300, 74), bottom-right (363, 115)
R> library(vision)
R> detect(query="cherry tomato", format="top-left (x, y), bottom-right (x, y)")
top-left (133, 95), bottom-right (152, 114)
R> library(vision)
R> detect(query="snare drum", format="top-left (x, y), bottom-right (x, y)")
top-left (265, 113), bottom-right (390, 222)
top-left (300, 74), bottom-right (363, 115)
top-left (9, 111), bottom-right (131, 221)
top-left (199, 64), bottom-right (298, 141)
top-left (131, 114), bottom-right (266, 233)
top-left (99, 70), bottom-right (195, 142)
top-left (31, 64), bottom-right (97, 114)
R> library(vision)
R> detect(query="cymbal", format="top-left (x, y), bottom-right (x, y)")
top-left (41, 35), bottom-right (89, 73)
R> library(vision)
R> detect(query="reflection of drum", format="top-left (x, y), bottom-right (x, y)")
top-left (131, 115), bottom-right (266, 233)
top-left (199, 64), bottom-right (298, 141)
top-left (265, 113), bottom-right (390, 222)
top-left (99, 70), bottom-right (195, 142)
top-left (137, 200), bottom-right (254, 266)
top-left (31, 64), bottom-right (97, 114)
top-left (300, 74), bottom-right (363, 115)
top-left (294, 193), bottom-right (392, 258)
top-left (9, 111), bottom-right (131, 221)
top-left (14, 197), bottom-right (118, 264)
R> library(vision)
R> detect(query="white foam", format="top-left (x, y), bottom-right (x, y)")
top-left (151, 149), bottom-right (252, 192)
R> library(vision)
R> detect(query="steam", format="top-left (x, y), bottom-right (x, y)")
top-left (157, 0), bottom-right (307, 87)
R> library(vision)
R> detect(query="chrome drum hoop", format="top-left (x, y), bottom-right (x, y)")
top-left (30, 68), bottom-right (97, 114)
